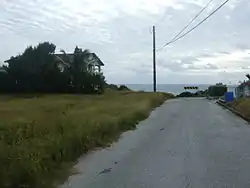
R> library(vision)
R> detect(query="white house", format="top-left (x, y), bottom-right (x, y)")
top-left (54, 53), bottom-right (104, 74)
top-left (235, 81), bottom-right (250, 98)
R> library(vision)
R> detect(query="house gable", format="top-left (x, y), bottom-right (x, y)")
top-left (54, 53), bottom-right (104, 66)
top-left (87, 53), bottom-right (104, 66)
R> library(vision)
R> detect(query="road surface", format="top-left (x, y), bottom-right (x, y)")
top-left (60, 98), bottom-right (250, 188)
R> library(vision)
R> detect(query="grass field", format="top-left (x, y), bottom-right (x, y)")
top-left (0, 91), bottom-right (173, 188)
top-left (229, 98), bottom-right (250, 119)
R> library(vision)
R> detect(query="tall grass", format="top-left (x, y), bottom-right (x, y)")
top-left (0, 91), bottom-right (173, 188)
top-left (229, 98), bottom-right (250, 118)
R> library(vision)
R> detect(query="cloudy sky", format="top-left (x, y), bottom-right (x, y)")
top-left (0, 0), bottom-right (249, 84)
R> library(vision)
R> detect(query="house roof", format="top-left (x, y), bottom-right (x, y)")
top-left (54, 54), bottom-right (72, 68)
top-left (55, 53), bottom-right (74, 64)
top-left (91, 53), bottom-right (104, 66)
top-left (54, 53), bottom-right (104, 66)
top-left (4, 57), bottom-right (18, 63)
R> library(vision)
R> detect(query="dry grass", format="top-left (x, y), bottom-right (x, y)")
top-left (229, 98), bottom-right (250, 118)
top-left (0, 91), bottom-right (173, 188)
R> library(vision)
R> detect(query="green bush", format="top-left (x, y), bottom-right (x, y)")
top-left (208, 85), bottom-right (227, 97)
top-left (118, 85), bottom-right (131, 91)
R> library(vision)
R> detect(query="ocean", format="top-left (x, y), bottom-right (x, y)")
top-left (126, 84), bottom-right (237, 96)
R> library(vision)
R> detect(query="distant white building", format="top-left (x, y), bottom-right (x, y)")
top-left (235, 81), bottom-right (250, 98)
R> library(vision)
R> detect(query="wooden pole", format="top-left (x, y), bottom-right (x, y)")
top-left (153, 26), bottom-right (156, 92)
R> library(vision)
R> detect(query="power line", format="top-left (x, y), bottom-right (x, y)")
top-left (150, 0), bottom-right (212, 37)
top-left (167, 0), bottom-right (213, 46)
top-left (157, 0), bottom-right (230, 51)
top-left (158, 0), bottom-right (230, 50)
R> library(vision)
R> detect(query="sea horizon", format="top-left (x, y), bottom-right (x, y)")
top-left (125, 84), bottom-right (237, 95)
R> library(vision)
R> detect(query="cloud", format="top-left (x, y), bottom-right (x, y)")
top-left (206, 63), bottom-right (219, 70)
top-left (234, 43), bottom-right (250, 51)
top-left (197, 49), bottom-right (250, 71)
top-left (0, 0), bottom-right (250, 85)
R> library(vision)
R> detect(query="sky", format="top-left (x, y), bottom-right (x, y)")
top-left (0, 0), bottom-right (249, 84)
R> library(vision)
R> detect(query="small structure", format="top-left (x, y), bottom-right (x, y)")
top-left (224, 92), bottom-right (234, 102)
top-left (184, 86), bottom-right (198, 90)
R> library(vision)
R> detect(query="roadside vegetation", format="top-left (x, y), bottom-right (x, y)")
top-left (0, 91), bottom-right (173, 188)
top-left (0, 41), bottom-right (174, 187)
top-left (177, 90), bottom-right (207, 97)
top-left (177, 83), bottom-right (227, 98)
top-left (208, 83), bottom-right (227, 97)
top-left (228, 98), bottom-right (250, 119)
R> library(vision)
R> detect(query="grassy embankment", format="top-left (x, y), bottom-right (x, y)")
top-left (0, 91), bottom-right (173, 188)
top-left (228, 98), bottom-right (250, 119)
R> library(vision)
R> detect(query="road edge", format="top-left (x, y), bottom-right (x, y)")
top-left (216, 100), bottom-right (250, 123)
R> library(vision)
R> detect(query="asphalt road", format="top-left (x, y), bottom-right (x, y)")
top-left (60, 98), bottom-right (250, 188)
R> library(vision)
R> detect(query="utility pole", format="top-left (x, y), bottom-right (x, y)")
top-left (152, 26), bottom-right (157, 92)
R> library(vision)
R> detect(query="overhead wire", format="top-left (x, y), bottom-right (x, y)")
top-left (157, 0), bottom-right (230, 51)
top-left (166, 0), bottom-right (213, 46)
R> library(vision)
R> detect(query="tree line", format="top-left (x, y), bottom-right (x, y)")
top-left (0, 42), bottom-right (106, 94)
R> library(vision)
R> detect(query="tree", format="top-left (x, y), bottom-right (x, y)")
top-left (208, 85), bottom-right (227, 97)
top-left (2, 42), bottom-right (106, 94)
top-left (216, 83), bottom-right (224, 85)
top-left (58, 46), bottom-right (106, 93)
top-left (246, 74), bottom-right (250, 80)
top-left (4, 42), bottom-right (60, 92)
